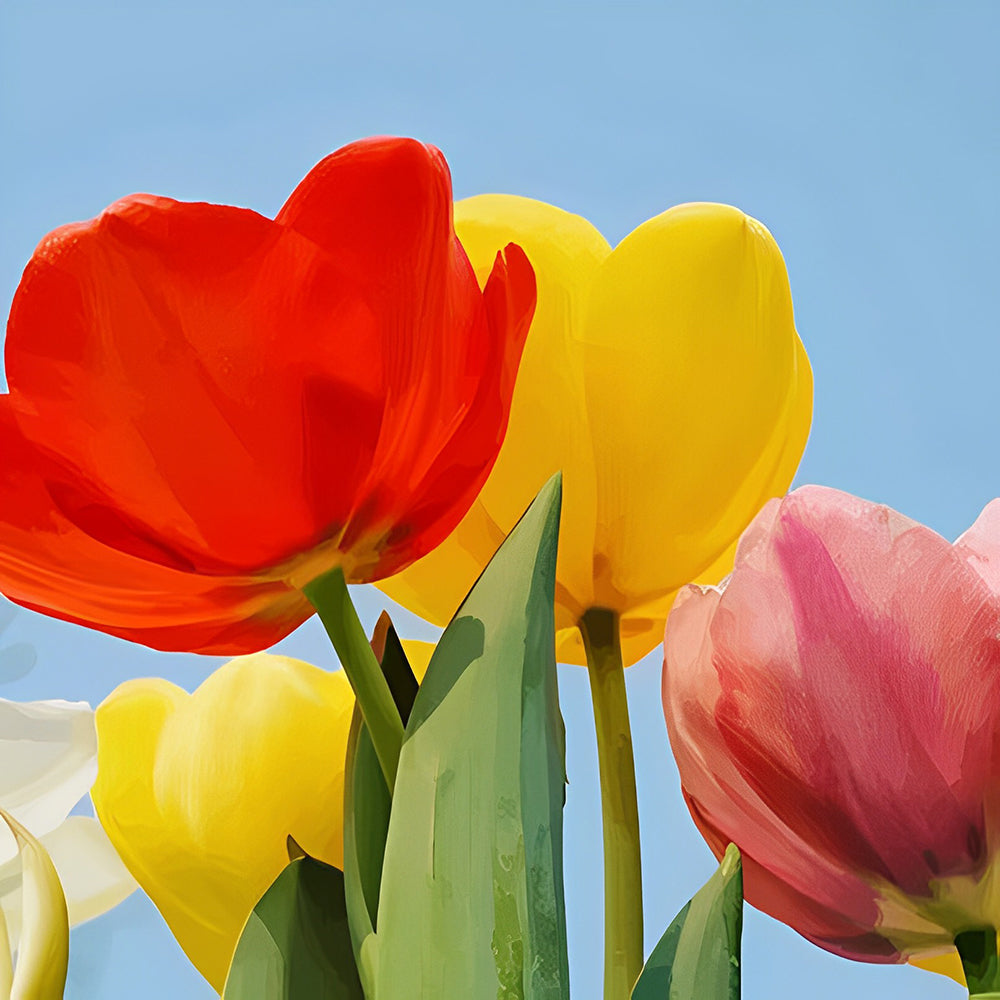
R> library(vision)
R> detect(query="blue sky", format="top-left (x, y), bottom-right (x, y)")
top-left (1, 2), bottom-right (998, 997)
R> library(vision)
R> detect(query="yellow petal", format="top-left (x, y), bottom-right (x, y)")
top-left (380, 195), bottom-right (609, 637)
top-left (909, 949), bottom-right (967, 985)
top-left (398, 639), bottom-right (434, 682)
top-left (579, 203), bottom-right (811, 622)
top-left (381, 198), bottom-right (811, 666)
top-left (91, 654), bottom-right (354, 992)
top-left (0, 808), bottom-right (68, 1000)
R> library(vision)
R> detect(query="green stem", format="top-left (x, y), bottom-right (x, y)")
top-left (580, 607), bottom-right (644, 1000)
top-left (303, 567), bottom-right (404, 791)
top-left (957, 928), bottom-right (1000, 998)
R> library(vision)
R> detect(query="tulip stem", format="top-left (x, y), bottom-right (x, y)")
top-left (580, 607), bottom-right (644, 1000)
top-left (304, 567), bottom-right (404, 791)
top-left (957, 928), bottom-right (1000, 998)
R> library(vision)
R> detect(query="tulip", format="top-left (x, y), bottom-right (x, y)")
top-left (380, 194), bottom-right (811, 997)
top-left (380, 195), bottom-right (811, 667)
top-left (0, 697), bottom-right (136, 961)
top-left (663, 485), bottom-right (1000, 992)
top-left (0, 137), bottom-right (535, 657)
top-left (91, 653), bottom-right (357, 993)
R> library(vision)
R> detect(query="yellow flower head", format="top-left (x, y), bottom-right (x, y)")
top-left (380, 196), bottom-right (812, 665)
top-left (91, 654), bottom-right (354, 992)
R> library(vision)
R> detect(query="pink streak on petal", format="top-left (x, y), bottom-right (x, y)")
top-left (711, 487), bottom-right (1000, 897)
top-left (664, 581), bottom-right (891, 954)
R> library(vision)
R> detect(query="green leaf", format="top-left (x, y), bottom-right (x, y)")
top-left (223, 856), bottom-right (363, 1000)
top-left (342, 613), bottom-right (419, 994)
top-left (631, 844), bottom-right (743, 1000)
top-left (372, 473), bottom-right (569, 999)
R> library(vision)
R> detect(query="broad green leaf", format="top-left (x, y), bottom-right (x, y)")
top-left (631, 844), bottom-right (743, 1000)
top-left (373, 473), bottom-right (569, 999)
top-left (1, 808), bottom-right (68, 1000)
top-left (223, 856), bottom-right (363, 1000)
top-left (342, 615), bottom-right (419, 994)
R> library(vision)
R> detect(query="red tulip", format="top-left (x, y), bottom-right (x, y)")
top-left (0, 137), bottom-right (535, 654)
top-left (662, 485), bottom-right (1000, 969)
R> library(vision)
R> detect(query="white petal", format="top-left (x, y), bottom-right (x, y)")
top-left (0, 699), bottom-right (97, 862)
top-left (0, 816), bottom-right (136, 948)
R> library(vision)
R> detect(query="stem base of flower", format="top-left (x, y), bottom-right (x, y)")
top-left (304, 567), bottom-right (404, 791)
top-left (956, 928), bottom-right (1000, 998)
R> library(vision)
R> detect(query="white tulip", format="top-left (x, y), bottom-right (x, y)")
top-left (0, 698), bottom-right (136, 965)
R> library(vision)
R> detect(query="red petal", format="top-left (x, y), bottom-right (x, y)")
top-left (0, 402), bottom-right (308, 653)
top-left (6, 194), bottom-right (384, 574)
top-left (277, 139), bottom-right (536, 578)
top-left (358, 242), bottom-right (537, 579)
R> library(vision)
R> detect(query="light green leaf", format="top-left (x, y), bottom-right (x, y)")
top-left (373, 473), bottom-right (569, 999)
top-left (223, 857), bottom-right (363, 1000)
top-left (1, 808), bottom-right (68, 1000)
top-left (631, 844), bottom-right (743, 1000)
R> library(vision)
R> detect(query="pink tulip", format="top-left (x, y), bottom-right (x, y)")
top-left (662, 485), bottom-right (1000, 971)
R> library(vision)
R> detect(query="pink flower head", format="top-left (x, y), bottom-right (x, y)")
top-left (662, 485), bottom-right (1000, 969)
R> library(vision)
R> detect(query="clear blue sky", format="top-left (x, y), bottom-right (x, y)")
top-left (2, 2), bottom-right (998, 997)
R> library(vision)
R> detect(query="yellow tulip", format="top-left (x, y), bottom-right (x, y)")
top-left (91, 654), bottom-right (354, 993)
top-left (379, 196), bottom-right (812, 666)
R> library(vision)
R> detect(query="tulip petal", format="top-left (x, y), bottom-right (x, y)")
top-left (663, 581), bottom-right (894, 957)
top-left (5, 196), bottom-right (384, 577)
top-left (92, 655), bottom-right (355, 991)
top-left (0, 817), bottom-right (136, 947)
top-left (909, 949), bottom-right (966, 985)
top-left (955, 498), bottom-right (1000, 592)
top-left (397, 639), bottom-right (434, 681)
top-left (0, 365), bottom-right (312, 656)
top-left (275, 141), bottom-right (537, 585)
top-left (0, 697), bottom-right (96, 863)
top-left (0, 809), bottom-right (68, 1000)
top-left (581, 205), bottom-right (811, 621)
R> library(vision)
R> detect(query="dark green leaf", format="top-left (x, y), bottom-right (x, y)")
top-left (631, 844), bottom-right (743, 1000)
top-left (223, 857), bottom-right (363, 1000)
top-left (373, 473), bottom-right (569, 999)
top-left (342, 612), bottom-right (420, 993)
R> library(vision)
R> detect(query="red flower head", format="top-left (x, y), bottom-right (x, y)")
top-left (0, 137), bottom-right (535, 654)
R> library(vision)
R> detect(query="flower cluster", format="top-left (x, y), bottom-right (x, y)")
top-left (4, 132), bottom-right (993, 1000)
